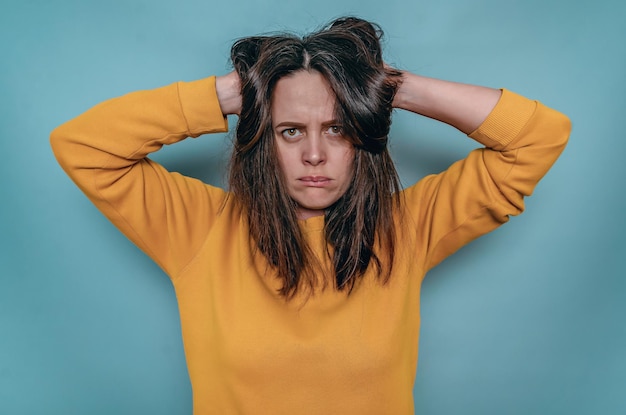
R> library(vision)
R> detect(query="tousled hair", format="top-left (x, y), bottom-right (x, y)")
top-left (228, 17), bottom-right (403, 298)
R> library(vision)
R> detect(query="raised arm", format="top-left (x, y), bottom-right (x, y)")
top-left (50, 77), bottom-right (231, 278)
top-left (393, 71), bottom-right (572, 273)
top-left (393, 71), bottom-right (502, 134)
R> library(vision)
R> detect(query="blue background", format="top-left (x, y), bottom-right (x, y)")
top-left (1, 0), bottom-right (625, 414)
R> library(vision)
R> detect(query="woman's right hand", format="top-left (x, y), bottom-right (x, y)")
top-left (215, 71), bottom-right (242, 116)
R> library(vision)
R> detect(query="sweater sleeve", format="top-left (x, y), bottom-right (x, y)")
top-left (50, 76), bottom-right (230, 279)
top-left (402, 89), bottom-right (571, 274)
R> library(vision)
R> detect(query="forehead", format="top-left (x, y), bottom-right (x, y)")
top-left (271, 70), bottom-right (337, 122)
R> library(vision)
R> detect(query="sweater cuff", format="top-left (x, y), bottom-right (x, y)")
top-left (469, 89), bottom-right (537, 150)
top-left (177, 76), bottom-right (229, 137)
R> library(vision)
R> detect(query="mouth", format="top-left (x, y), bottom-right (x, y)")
top-left (299, 176), bottom-right (331, 187)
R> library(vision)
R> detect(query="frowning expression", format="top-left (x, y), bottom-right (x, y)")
top-left (271, 70), bottom-right (355, 220)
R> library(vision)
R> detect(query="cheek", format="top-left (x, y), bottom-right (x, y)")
top-left (279, 152), bottom-right (300, 177)
top-left (274, 141), bottom-right (293, 173)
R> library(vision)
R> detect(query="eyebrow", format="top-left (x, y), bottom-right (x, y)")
top-left (274, 120), bottom-right (341, 129)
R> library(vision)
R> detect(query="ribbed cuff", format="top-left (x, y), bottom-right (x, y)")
top-left (177, 76), bottom-right (229, 138)
top-left (469, 89), bottom-right (537, 150)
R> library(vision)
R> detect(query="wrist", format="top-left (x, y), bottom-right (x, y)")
top-left (392, 72), bottom-right (423, 111)
top-left (215, 72), bottom-right (242, 116)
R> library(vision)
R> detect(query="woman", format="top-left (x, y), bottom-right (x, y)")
top-left (51, 17), bottom-right (570, 415)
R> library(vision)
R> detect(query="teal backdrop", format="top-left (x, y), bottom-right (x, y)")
top-left (1, 0), bottom-right (624, 414)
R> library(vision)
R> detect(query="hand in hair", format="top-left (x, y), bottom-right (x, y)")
top-left (216, 71), bottom-right (242, 116)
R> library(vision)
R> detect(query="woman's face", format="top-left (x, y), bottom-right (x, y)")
top-left (271, 70), bottom-right (355, 220)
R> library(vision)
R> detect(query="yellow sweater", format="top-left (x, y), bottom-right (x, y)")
top-left (51, 77), bottom-right (570, 414)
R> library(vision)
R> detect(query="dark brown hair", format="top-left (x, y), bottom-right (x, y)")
top-left (228, 17), bottom-right (403, 297)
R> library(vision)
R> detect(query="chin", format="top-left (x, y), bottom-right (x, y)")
top-left (294, 200), bottom-right (334, 218)
top-left (297, 199), bottom-right (335, 211)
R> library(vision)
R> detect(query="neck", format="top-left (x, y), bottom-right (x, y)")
top-left (296, 207), bottom-right (324, 220)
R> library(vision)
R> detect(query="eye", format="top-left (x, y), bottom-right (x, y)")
top-left (326, 126), bottom-right (343, 136)
top-left (281, 128), bottom-right (302, 139)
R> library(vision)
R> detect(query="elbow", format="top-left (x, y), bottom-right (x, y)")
top-left (554, 110), bottom-right (572, 150)
top-left (536, 105), bottom-right (572, 157)
top-left (50, 125), bottom-right (67, 169)
top-left (49, 125), bottom-right (63, 155)
top-left (49, 123), bottom-right (77, 174)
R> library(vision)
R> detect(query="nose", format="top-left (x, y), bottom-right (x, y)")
top-left (302, 133), bottom-right (326, 166)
